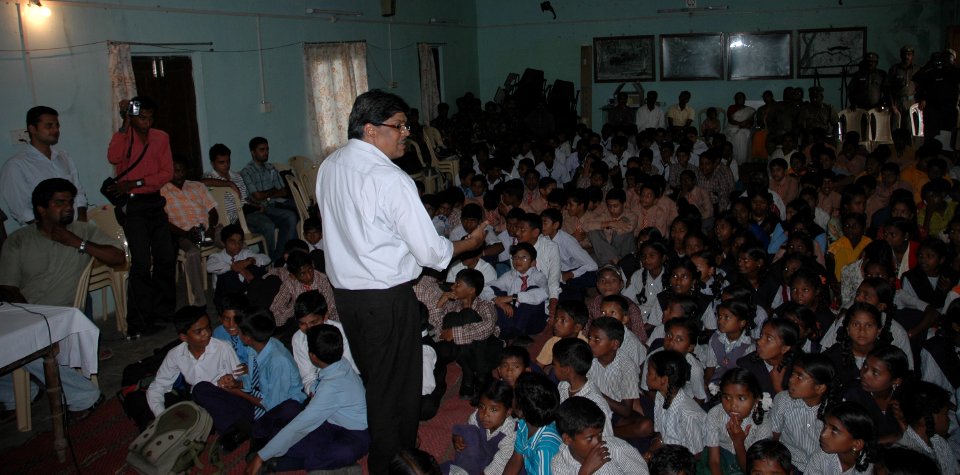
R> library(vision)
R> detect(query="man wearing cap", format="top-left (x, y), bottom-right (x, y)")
top-left (889, 46), bottom-right (919, 130)
top-left (798, 86), bottom-right (839, 138)
top-left (848, 52), bottom-right (887, 110)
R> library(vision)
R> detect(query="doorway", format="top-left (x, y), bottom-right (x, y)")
top-left (132, 56), bottom-right (202, 178)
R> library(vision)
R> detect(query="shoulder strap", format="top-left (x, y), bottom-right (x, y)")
top-left (116, 132), bottom-right (150, 180)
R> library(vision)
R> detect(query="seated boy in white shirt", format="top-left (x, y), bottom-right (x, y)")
top-left (292, 290), bottom-right (358, 394)
top-left (480, 242), bottom-right (549, 342)
top-left (551, 396), bottom-right (649, 475)
top-left (206, 224), bottom-right (271, 306)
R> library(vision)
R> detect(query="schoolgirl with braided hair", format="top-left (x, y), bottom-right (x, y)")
top-left (643, 317), bottom-right (708, 403)
top-left (701, 368), bottom-right (773, 474)
top-left (701, 299), bottom-right (756, 384)
top-left (807, 402), bottom-right (876, 474)
top-left (824, 301), bottom-right (893, 391)
top-left (896, 381), bottom-right (958, 475)
top-left (786, 268), bottom-right (835, 338)
top-left (624, 238), bottom-right (670, 325)
top-left (720, 282), bottom-right (770, 339)
top-left (769, 353), bottom-right (840, 474)
top-left (736, 318), bottom-right (800, 395)
top-left (842, 345), bottom-right (909, 445)
top-left (689, 249), bottom-right (728, 306)
top-left (775, 302), bottom-right (821, 353)
top-left (646, 350), bottom-right (704, 458)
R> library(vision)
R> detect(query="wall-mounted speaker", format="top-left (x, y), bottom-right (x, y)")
top-left (381, 0), bottom-right (396, 17)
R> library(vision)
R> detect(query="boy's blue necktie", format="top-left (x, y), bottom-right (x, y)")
top-left (250, 357), bottom-right (266, 419)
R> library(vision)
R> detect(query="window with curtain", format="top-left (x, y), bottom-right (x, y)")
top-left (107, 41), bottom-right (137, 132)
top-left (417, 43), bottom-right (440, 124)
top-left (304, 42), bottom-right (368, 160)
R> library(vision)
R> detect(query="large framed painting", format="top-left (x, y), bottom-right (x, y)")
top-left (660, 33), bottom-right (724, 81)
top-left (727, 31), bottom-right (793, 80)
top-left (593, 35), bottom-right (656, 82)
top-left (797, 27), bottom-right (867, 78)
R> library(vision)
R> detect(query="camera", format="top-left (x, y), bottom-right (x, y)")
top-left (127, 100), bottom-right (141, 117)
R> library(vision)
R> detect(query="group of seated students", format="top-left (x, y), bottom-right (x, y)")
top-left (140, 80), bottom-right (960, 474)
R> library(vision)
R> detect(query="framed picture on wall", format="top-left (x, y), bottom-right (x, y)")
top-left (593, 35), bottom-right (656, 82)
top-left (797, 27), bottom-right (867, 78)
top-left (660, 33), bottom-right (724, 81)
top-left (727, 31), bottom-right (793, 80)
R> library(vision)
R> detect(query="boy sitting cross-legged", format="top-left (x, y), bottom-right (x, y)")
top-left (550, 396), bottom-right (649, 475)
top-left (553, 337), bottom-right (615, 437)
top-left (480, 242), bottom-right (549, 343)
top-left (536, 300), bottom-right (590, 374)
top-left (206, 224), bottom-right (270, 307)
top-left (270, 251), bottom-right (338, 328)
top-left (292, 290), bottom-right (358, 394)
top-left (245, 324), bottom-right (370, 474)
top-left (436, 268), bottom-right (502, 399)
top-left (503, 372), bottom-right (563, 475)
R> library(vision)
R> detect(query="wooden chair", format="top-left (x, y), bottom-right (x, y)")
top-left (86, 205), bottom-right (130, 335)
top-left (207, 186), bottom-right (268, 254)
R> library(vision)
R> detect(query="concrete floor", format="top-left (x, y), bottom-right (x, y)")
top-left (0, 281), bottom-right (215, 453)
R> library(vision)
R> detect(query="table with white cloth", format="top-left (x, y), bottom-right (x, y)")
top-left (0, 303), bottom-right (100, 462)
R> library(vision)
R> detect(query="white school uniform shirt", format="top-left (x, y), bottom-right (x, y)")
top-left (551, 436), bottom-right (649, 475)
top-left (920, 348), bottom-right (958, 403)
top-left (480, 268), bottom-right (549, 305)
top-left (654, 389), bottom-right (705, 455)
top-left (819, 314), bottom-right (914, 369)
top-left (316, 139), bottom-right (455, 289)
top-left (702, 403), bottom-right (773, 455)
top-left (770, 390), bottom-right (823, 473)
top-left (533, 235), bottom-right (562, 301)
top-left (205, 248), bottom-right (271, 287)
top-left (896, 276), bottom-right (937, 312)
top-left (641, 348), bottom-right (706, 401)
top-left (448, 413), bottom-right (518, 475)
top-left (446, 259), bottom-right (498, 286)
top-left (422, 334), bottom-right (437, 396)
top-left (146, 338), bottom-right (240, 416)
top-left (535, 160), bottom-right (571, 188)
top-left (291, 320), bottom-right (359, 393)
top-left (620, 329), bottom-right (648, 371)
top-left (558, 380), bottom-right (614, 437)
top-left (624, 269), bottom-right (664, 324)
top-left (636, 105), bottom-right (666, 132)
top-left (551, 230), bottom-right (598, 278)
top-left (496, 229), bottom-right (515, 262)
top-left (564, 151), bottom-right (581, 179)
top-left (587, 353), bottom-right (640, 402)
top-left (896, 426), bottom-right (959, 475)
top-left (805, 451), bottom-right (873, 475)
top-left (696, 332), bottom-right (755, 370)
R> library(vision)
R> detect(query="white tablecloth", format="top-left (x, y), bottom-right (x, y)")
top-left (0, 303), bottom-right (100, 378)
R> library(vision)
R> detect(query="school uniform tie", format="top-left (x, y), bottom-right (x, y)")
top-left (520, 275), bottom-right (529, 292)
top-left (250, 356), bottom-right (266, 419)
top-left (230, 335), bottom-right (240, 355)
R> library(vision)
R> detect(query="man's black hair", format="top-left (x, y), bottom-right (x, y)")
top-left (553, 338), bottom-right (593, 376)
top-left (26, 105), bottom-right (57, 128)
top-left (514, 372), bottom-right (560, 427)
top-left (455, 268), bottom-right (484, 292)
top-left (174, 305), bottom-right (210, 334)
top-left (649, 444), bottom-right (695, 475)
top-left (31, 178), bottom-right (77, 221)
top-left (209, 143), bottom-right (231, 161)
top-left (238, 307), bottom-right (275, 343)
top-left (590, 316), bottom-right (625, 343)
top-left (501, 345), bottom-right (531, 367)
top-left (248, 136), bottom-right (268, 151)
top-left (555, 396), bottom-right (605, 437)
top-left (347, 90), bottom-right (410, 140)
top-left (130, 95), bottom-right (157, 112)
top-left (306, 324), bottom-right (344, 365)
top-left (520, 212), bottom-right (543, 231)
top-left (509, 242), bottom-right (537, 261)
top-left (286, 250), bottom-right (314, 274)
top-left (461, 203), bottom-right (483, 221)
top-left (294, 289), bottom-right (328, 321)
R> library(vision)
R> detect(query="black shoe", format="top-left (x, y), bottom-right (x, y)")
top-left (218, 421), bottom-right (252, 453)
top-left (68, 393), bottom-right (105, 422)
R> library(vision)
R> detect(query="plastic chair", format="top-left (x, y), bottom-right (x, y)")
top-left (283, 174), bottom-right (309, 240)
top-left (207, 187), bottom-right (268, 254)
top-left (86, 205), bottom-right (130, 335)
top-left (909, 103), bottom-right (924, 144)
top-left (868, 108), bottom-right (894, 147)
top-left (838, 108), bottom-right (870, 146)
top-left (697, 106), bottom-right (727, 135)
top-left (423, 125), bottom-right (457, 186)
top-left (406, 141), bottom-right (443, 194)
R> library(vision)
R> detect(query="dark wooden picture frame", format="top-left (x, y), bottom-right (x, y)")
top-left (727, 31), bottom-right (793, 80)
top-left (593, 35), bottom-right (656, 82)
top-left (660, 33), bottom-right (724, 81)
top-left (797, 27), bottom-right (867, 78)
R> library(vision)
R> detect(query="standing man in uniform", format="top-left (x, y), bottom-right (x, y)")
top-left (106, 96), bottom-right (174, 336)
top-left (889, 45), bottom-right (919, 130)
top-left (316, 90), bottom-right (486, 474)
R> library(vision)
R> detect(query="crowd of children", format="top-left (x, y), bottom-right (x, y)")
top-left (137, 82), bottom-right (960, 474)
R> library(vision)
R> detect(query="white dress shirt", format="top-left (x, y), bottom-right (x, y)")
top-left (532, 235), bottom-right (562, 300)
top-left (146, 338), bottom-right (240, 416)
top-left (317, 139), bottom-right (454, 289)
top-left (446, 259), bottom-right (498, 285)
top-left (551, 230), bottom-right (598, 278)
top-left (1, 144), bottom-right (87, 224)
top-left (551, 435), bottom-right (648, 475)
top-left (205, 248), bottom-right (271, 287)
top-left (636, 105), bottom-right (666, 132)
top-left (291, 320), bottom-right (359, 393)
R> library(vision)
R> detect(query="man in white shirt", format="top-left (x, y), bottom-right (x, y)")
top-left (1, 106), bottom-right (87, 225)
top-left (635, 91), bottom-right (666, 132)
top-left (315, 90), bottom-right (486, 474)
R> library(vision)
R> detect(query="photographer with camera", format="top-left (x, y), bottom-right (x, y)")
top-left (106, 96), bottom-right (175, 336)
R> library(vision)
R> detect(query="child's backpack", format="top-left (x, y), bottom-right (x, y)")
top-left (127, 401), bottom-right (219, 475)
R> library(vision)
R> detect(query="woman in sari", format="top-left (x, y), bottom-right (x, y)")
top-left (726, 92), bottom-right (756, 165)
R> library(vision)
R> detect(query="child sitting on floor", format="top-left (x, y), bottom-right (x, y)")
top-left (212, 293), bottom-right (252, 365)
top-left (745, 439), bottom-right (792, 475)
top-left (553, 337), bottom-right (615, 437)
top-left (270, 251), bottom-right (337, 328)
top-left (503, 372), bottom-right (562, 475)
top-left (550, 396), bottom-right (648, 474)
top-left (481, 242), bottom-right (549, 342)
top-left (292, 290), bottom-right (358, 394)
top-left (536, 300), bottom-right (589, 373)
top-left (246, 325), bottom-right (369, 473)
top-left (497, 345), bottom-right (533, 388)
top-left (445, 381), bottom-right (517, 475)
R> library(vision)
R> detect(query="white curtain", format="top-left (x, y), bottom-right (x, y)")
top-left (107, 42), bottom-right (137, 132)
top-left (304, 42), bottom-right (368, 160)
top-left (418, 43), bottom-right (440, 124)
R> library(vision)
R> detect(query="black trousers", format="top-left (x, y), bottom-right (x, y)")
top-left (334, 283), bottom-right (422, 475)
top-left (118, 194), bottom-right (175, 329)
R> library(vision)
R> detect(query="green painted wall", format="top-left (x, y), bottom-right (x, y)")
top-left (476, 0), bottom-right (951, 128)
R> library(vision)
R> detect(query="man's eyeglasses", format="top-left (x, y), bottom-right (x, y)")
top-left (374, 122), bottom-right (411, 132)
